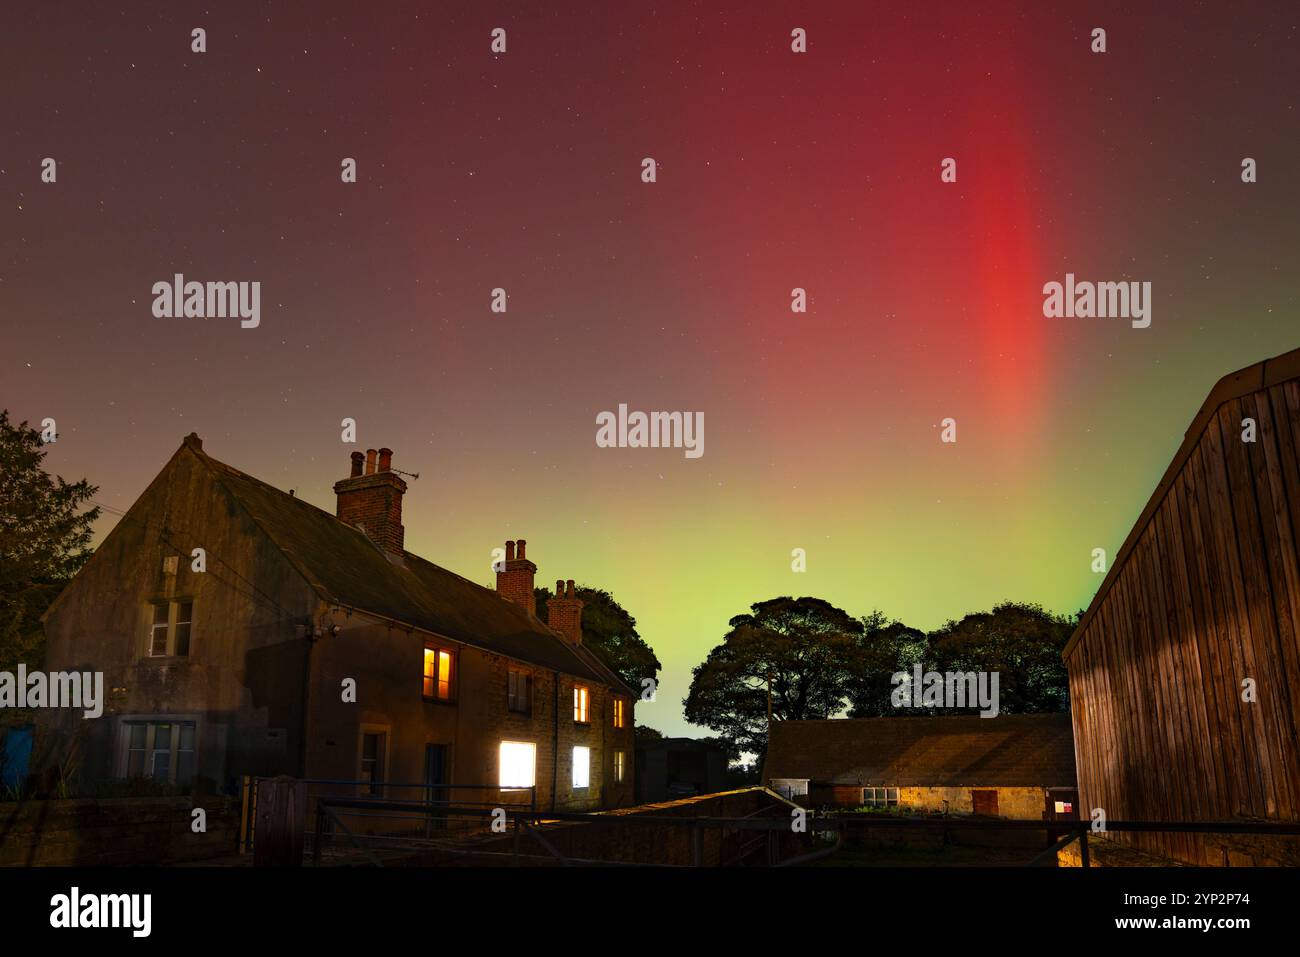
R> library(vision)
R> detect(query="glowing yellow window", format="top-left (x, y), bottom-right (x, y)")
top-left (613, 698), bottom-right (625, 728)
top-left (423, 647), bottom-right (454, 700)
top-left (614, 750), bottom-right (626, 783)
top-left (573, 686), bottom-right (589, 723)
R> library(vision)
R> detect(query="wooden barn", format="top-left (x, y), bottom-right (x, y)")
top-left (1065, 346), bottom-right (1300, 866)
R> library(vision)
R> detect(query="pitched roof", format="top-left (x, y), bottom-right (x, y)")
top-left (192, 442), bottom-right (632, 694)
top-left (1065, 345), bottom-right (1300, 660)
top-left (763, 713), bottom-right (1077, 788)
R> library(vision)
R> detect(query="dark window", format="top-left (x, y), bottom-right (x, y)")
top-left (507, 669), bottom-right (531, 714)
top-left (147, 601), bottom-right (194, 657)
top-left (149, 603), bottom-right (169, 656)
top-left (174, 602), bottom-right (193, 656)
top-left (122, 720), bottom-right (196, 786)
top-left (361, 732), bottom-right (386, 794)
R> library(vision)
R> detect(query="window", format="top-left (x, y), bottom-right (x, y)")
top-left (862, 787), bottom-right (899, 808)
top-left (173, 601), bottom-right (193, 656)
top-left (122, 720), bottom-right (196, 786)
top-left (614, 750), bottom-right (626, 783)
top-left (572, 746), bottom-right (590, 789)
top-left (499, 741), bottom-right (536, 789)
top-left (771, 778), bottom-right (809, 799)
top-left (361, 732), bottom-right (386, 794)
top-left (507, 668), bottom-right (531, 714)
top-left (573, 686), bottom-right (589, 723)
top-left (147, 600), bottom-right (194, 657)
top-left (149, 603), bottom-right (169, 656)
top-left (423, 646), bottom-right (455, 700)
top-left (613, 698), bottom-right (625, 728)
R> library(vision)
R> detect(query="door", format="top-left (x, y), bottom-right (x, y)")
top-left (424, 744), bottom-right (449, 833)
top-left (971, 789), bottom-right (999, 816)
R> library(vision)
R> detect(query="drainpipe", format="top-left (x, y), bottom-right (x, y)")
top-left (551, 670), bottom-right (560, 813)
top-left (299, 625), bottom-right (316, 778)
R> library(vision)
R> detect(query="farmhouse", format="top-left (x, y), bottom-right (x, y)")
top-left (35, 436), bottom-right (636, 811)
top-left (1065, 346), bottom-right (1300, 865)
top-left (763, 713), bottom-right (1077, 820)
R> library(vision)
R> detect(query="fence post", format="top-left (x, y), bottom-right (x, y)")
top-left (312, 801), bottom-right (326, 867)
top-left (238, 775), bottom-right (252, 854)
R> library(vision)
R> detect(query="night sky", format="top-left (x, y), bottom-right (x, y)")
top-left (4, 2), bottom-right (1298, 737)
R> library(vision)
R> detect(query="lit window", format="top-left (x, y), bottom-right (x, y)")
top-left (573, 686), bottom-right (589, 723)
top-left (423, 647), bottom-right (455, 700)
top-left (613, 698), bottom-right (625, 728)
top-left (499, 741), bottom-right (536, 789)
top-left (572, 746), bottom-right (590, 789)
top-left (614, 750), bottom-right (625, 783)
top-left (507, 668), bottom-right (531, 714)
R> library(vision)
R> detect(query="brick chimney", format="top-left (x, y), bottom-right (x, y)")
top-left (547, 579), bottom-right (583, 645)
top-left (333, 447), bottom-right (407, 555)
top-left (496, 539), bottom-right (537, 615)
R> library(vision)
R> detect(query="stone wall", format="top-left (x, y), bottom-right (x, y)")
top-left (0, 795), bottom-right (240, 866)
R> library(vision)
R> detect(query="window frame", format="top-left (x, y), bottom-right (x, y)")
top-left (572, 745), bottom-right (591, 790)
top-left (499, 740), bottom-right (537, 790)
top-left (862, 786), bottom-right (899, 808)
top-left (614, 749), bottom-right (626, 783)
top-left (422, 644), bottom-right (457, 702)
top-left (507, 667), bottom-right (532, 715)
top-left (116, 715), bottom-right (199, 786)
top-left (612, 697), bottom-right (626, 729)
top-left (358, 724), bottom-right (390, 797)
top-left (146, 599), bottom-right (195, 658)
top-left (573, 685), bottom-right (590, 724)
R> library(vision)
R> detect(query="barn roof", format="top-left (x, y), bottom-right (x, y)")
top-left (190, 441), bottom-right (632, 694)
top-left (1064, 345), bottom-right (1300, 661)
top-left (762, 713), bottom-right (1077, 788)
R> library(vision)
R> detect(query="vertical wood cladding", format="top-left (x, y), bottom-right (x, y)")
top-left (1064, 351), bottom-right (1300, 865)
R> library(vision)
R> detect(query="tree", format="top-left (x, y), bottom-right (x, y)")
top-left (926, 602), bottom-right (1076, 714)
top-left (683, 596), bottom-right (863, 758)
top-left (533, 584), bottom-right (661, 693)
top-left (844, 610), bottom-right (931, 717)
top-left (0, 411), bottom-right (100, 723)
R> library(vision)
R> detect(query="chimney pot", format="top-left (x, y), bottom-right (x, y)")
top-left (378, 448), bottom-right (393, 472)
top-left (566, 579), bottom-right (576, 598)
top-left (495, 536), bottom-right (537, 614)
top-left (334, 448), bottom-right (408, 556)
top-left (556, 579), bottom-right (564, 595)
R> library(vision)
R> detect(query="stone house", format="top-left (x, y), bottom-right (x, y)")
top-left (763, 713), bottom-right (1077, 820)
top-left (37, 435), bottom-right (636, 811)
